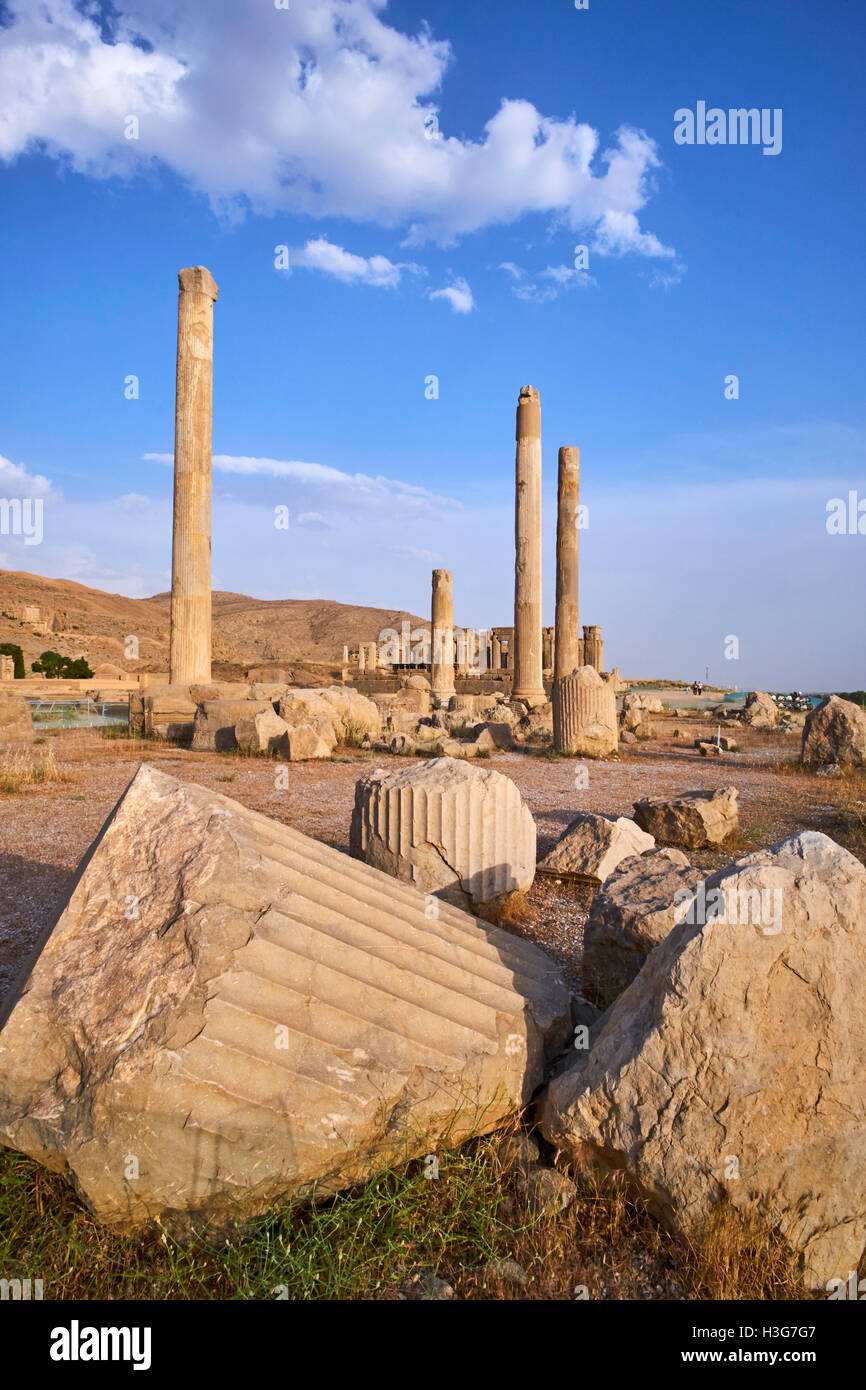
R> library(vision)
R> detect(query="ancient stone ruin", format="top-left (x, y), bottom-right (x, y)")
top-left (0, 765), bottom-right (569, 1229)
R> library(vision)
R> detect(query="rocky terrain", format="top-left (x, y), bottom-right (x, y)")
top-left (0, 569), bottom-right (426, 676)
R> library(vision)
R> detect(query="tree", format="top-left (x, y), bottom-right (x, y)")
top-left (0, 642), bottom-right (25, 678)
top-left (31, 650), bottom-right (93, 679)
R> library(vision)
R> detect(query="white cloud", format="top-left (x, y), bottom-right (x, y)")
top-left (0, 453), bottom-right (58, 499)
top-left (0, 0), bottom-right (674, 253)
top-left (113, 492), bottom-right (152, 511)
top-left (288, 237), bottom-right (419, 288)
top-left (499, 262), bottom-right (595, 303)
top-left (143, 452), bottom-right (461, 513)
top-left (429, 277), bottom-right (474, 314)
top-left (390, 544), bottom-right (442, 563)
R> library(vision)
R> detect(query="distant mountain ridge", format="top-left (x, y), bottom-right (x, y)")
top-left (0, 570), bottom-right (427, 674)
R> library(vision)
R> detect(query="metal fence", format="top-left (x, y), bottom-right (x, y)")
top-left (26, 697), bottom-right (130, 730)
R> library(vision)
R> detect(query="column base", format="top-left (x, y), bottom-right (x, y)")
top-left (512, 689), bottom-right (548, 707)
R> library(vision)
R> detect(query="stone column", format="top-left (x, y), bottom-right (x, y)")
top-left (366, 642), bottom-right (378, 672)
top-left (553, 446), bottom-right (581, 681)
top-left (342, 645), bottom-right (349, 666)
top-left (583, 624), bottom-right (603, 673)
top-left (431, 569), bottom-right (456, 703)
top-left (358, 646), bottom-right (366, 674)
top-left (542, 628), bottom-right (554, 671)
top-left (553, 665), bottom-right (618, 757)
top-left (170, 266), bottom-right (218, 686)
top-left (491, 633), bottom-right (501, 671)
top-left (512, 386), bottom-right (545, 703)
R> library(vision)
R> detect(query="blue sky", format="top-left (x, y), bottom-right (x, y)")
top-left (0, 0), bottom-right (863, 688)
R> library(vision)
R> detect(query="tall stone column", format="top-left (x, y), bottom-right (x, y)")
top-left (170, 266), bottom-right (218, 686)
top-left (553, 446), bottom-right (581, 681)
top-left (491, 633), bottom-right (501, 670)
top-left (431, 569), bottom-right (456, 703)
top-left (512, 386), bottom-right (546, 704)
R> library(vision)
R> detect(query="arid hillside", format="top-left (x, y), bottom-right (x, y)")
top-left (0, 570), bottom-right (426, 675)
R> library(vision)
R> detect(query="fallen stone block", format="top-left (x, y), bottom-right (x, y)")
top-left (633, 787), bottom-right (739, 848)
top-left (582, 848), bottom-right (701, 1005)
top-left (540, 831), bottom-right (866, 1290)
top-left (278, 723), bottom-right (332, 761)
top-left (192, 699), bottom-right (272, 753)
top-left (143, 684), bottom-right (196, 741)
top-left (539, 812), bottom-right (655, 884)
top-left (189, 682), bottom-right (253, 704)
top-left (0, 765), bottom-right (569, 1230)
top-left (235, 707), bottom-right (290, 755)
top-left (350, 756), bottom-right (536, 911)
top-left (318, 687), bottom-right (381, 742)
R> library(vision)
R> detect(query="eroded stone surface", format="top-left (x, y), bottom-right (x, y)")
top-left (539, 812), bottom-right (654, 884)
top-left (633, 787), bottom-right (739, 848)
top-left (541, 831), bottom-right (866, 1289)
top-left (582, 848), bottom-right (700, 1005)
top-left (0, 765), bottom-right (569, 1230)
top-left (802, 695), bottom-right (866, 768)
top-left (350, 756), bottom-right (536, 911)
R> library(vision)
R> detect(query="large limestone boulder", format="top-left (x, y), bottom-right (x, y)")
top-left (633, 787), bottom-right (739, 848)
top-left (279, 687), bottom-right (380, 746)
top-left (0, 690), bottom-right (34, 743)
top-left (742, 690), bottom-right (779, 729)
top-left (538, 813), bottom-right (655, 884)
top-left (376, 687), bottom-right (430, 718)
top-left (802, 695), bottom-right (866, 768)
top-left (540, 831), bottom-right (866, 1290)
top-left (278, 689), bottom-right (336, 727)
top-left (143, 684), bottom-right (196, 741)
top-left (318, 687), bottom-right (381, 742)
top-left (189, 682), bottom-right (254, 704)
top-left (621, 692), bottom-right (663, 714)
top-left (191, 699), bottom-right (273, 753)
top-left (277, 724), bottom-right (332, 761)
top-left (235, 707), bottom-right (290, 755)
top-left (0, 766), bottom-right (569, 1230)
top-left (350, 757), bottom-right (536, 912)
top-left (582, 848), bottom-right (701, 1005)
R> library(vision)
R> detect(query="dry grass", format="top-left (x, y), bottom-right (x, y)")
top-left (0, 1119), bottom-right (819, 1302)
top-left (0, 747), bottom-right (75, 794)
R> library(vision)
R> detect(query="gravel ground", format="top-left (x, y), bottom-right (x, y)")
top-left (1, 718), bottom-right (863, 1005)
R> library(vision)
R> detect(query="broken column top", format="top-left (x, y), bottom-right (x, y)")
top-left (516, 385), bottom-right (541, 437)
top-left (178, 266), bottom-right (219, 300)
